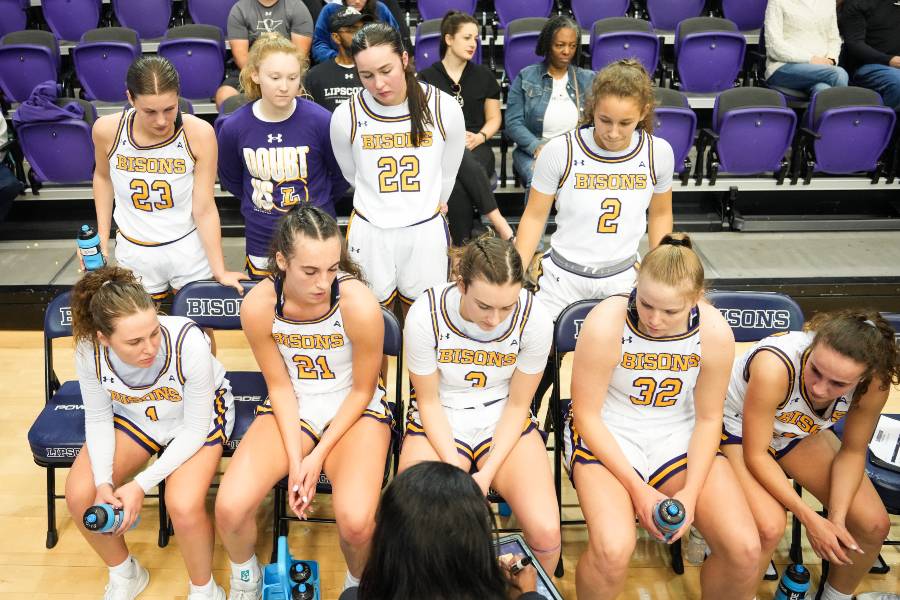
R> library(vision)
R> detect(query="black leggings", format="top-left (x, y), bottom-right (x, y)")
top-left (447, 145), bottom-right (498, 246)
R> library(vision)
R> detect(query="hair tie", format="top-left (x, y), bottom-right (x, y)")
top-left (863, 319), bottom-right (877, 329)
top-left (100, 279), bottom-right (114, 288)
top-left (662, 237), bottom-right (688, 248)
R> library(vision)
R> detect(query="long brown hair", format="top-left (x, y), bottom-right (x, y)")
top-left (455, 234), bottom-right (525, 289)
top-left (71, 267), bottom-right (156, 343)
top-left (805, 310), bottom-right (900, 396)
top-left (638, 233), bottom-right (704, 298)
top-left (239, 32), bottom-right (308, 101)
top-left (580, 59), bottom-right (656, 133)
top-left (268, 205), bottom-right (364, 281)
top-left (126, 55), bottom-right (180, 99)
top-left (351, 23), bottom-right (434, 146)
top-left (439, 11), bottom-right (479, 58)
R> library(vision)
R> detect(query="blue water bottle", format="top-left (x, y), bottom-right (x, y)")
top-left (77, 224), bottom-right (106, 271)
top-left (774, 563), bottom-right (810, 600)
top-left (653, 498), bottom-right (686, 541)
top-left (83, 504), bottom-right (140, 533)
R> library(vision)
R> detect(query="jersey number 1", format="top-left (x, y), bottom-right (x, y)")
top-left (377, 156), bottom-right (420, 193)
top-left (131, 179), bottom-right (174, 212)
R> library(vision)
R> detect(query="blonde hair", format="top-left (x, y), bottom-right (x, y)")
top-left (71, 267), bottom-right (155, 343)
top-left (580, 59), bottom-right (655, 132)
top-left (239, 32), bottom-right (308, 101)
top-left (638, 233), bottom-right (704, 298)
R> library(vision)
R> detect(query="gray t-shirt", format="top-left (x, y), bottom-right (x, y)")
top-left (227, 0), bottom-right (314, 43)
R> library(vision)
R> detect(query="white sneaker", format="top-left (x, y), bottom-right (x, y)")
top-left (228, 576), bottom-right (262, 600)
top-left (188, 583), bottom-right (226, 600)
top-left (855, 594), bottom-right (900, 600)
top-left (103, 560), bottom-right (149, 600)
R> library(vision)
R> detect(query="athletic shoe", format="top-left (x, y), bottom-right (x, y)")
top-left (103, 560), bottom-right (149, 600)
top-left (228, 576), bottom-right (262, 600)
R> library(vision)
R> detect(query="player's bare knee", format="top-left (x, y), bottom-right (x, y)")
top-left (214, 494), bottom-right (254, 533)
top-left (166, 493), bottom-right (207, 528)
top-left (588, 536), bottom-right (634, 575)
top-left (718, 534), bottom-right (762, 578)
top-left (526, 523), bottom-right (562, 557)
top-left (64, 474), bottom-right (95, 516)
top-left (756, 512), bottom-right (787, 552)
top-left (853, 507), bottom-right (890, 547)
top-left (336, 510), bottom-right (375, 548)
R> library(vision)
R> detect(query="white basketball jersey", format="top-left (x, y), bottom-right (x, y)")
top-left (602, 292), bottom-right (702, 434)
top-left (422, 283), bottom-right (535, 410)
top-left (92, 316), bottom-right (225, 428)
top-left (725, 331), bottom-right (854, 452)
top-left (271, 274), bottom-right (356, 403)
top-left (109, 109), bottom-right (196, 245)
top-left (345, 84), bottom-right (450, 228)
top-left (551, 128), bottom-right (659, 268)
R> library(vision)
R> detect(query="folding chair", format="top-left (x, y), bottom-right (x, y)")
top-left (270, 307), bottom-right (404, 562)
top-left (26, 291), bottom-right (170, 549)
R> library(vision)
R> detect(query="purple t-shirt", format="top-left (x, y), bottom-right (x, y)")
top-left (217, 98), bottom-right (349, 258)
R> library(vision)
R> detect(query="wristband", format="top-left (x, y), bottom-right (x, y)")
top-left (479, 131), bottom-right (488, 142)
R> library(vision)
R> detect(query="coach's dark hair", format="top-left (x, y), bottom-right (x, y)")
top-left (456, 233), bottom-right (525, 290)
top-left (126, 55), bottom-right (180, 99)
top-left (268, 205), bottom-right (364, 281)
top-left (580, 59), bottom-right (655, 133)
top-left (639, 233), bottom-right (705, 299)
top-left (439, 11), bottom-right (479, 58)
top-left (71, 267), bottom-right (156, 343)
top-left (358, 462), bottom-right (514, 600)
top-left (351, 23), bottom-right (434, 146)
top-left (805, 310), bottom-right (900, 397)
top-left (535, 15), bottom-right (581, 64)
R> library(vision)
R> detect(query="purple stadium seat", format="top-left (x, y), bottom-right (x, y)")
top-left (697, 87), bottom-right (796, 185)
top-left (42, 0), bottom-right (102, 42)
top-left (72, 27), bottom-right (140, 102)
top-left (214, 92), bottom-right (247, 134)
top-left (0, 0), bottom-right (29, 38)
top-left (414, 18), bottom-right (482, 71)
top-left (653, 87), bottom-right (696, 185)
top-left (794, 86), bottom-right (896, 184)
top-left (571, 0), bottom-right (631, 30)
top-left (0, 30), bottom-right (60, 103)
top-left (112, 0), bottom-right (172, 39)
top-left (646, 0), bottom-right (705, 31)
top-left (675, 17), bottom-right (745, 94)
top-left (721, 0), bottom-right (766, 31)
top-left (495, 0), bottom-right (553, 29)
top-left (503, 17), bottom-right (547, 84)
top-left (158, 24), bottom-right (225, 100)
top-left (14, 97), bottom-right (96, 186)
top-left (590, 17), bottom-right (659, 73)
top-left (187, 0), bottom-right (238, 34)
top-left (418, 0), bottom-right (477, 22)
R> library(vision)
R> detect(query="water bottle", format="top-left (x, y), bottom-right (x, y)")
top-left (652, 498), bottom-right (685, 541)
top-left (77, 224), bottom-right (106, 271)
top-left (289, 562), bottom-right (312, 584)
top-left (83, 503), bottom-right (141, 533)
top-left (685, 527), bottom-right (707, 564)
top-left (774, 563), bottom-right (810, 600)
top-left (291, 583), bottom-right (314, 600)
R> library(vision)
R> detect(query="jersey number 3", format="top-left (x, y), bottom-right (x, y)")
top-left (377, 156), bottom-right (420, 193)
top-left (131, 179), bottom-right (174, 212)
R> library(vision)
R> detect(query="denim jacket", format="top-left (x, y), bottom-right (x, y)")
top-left (505, 62), bottom-right (595, 156)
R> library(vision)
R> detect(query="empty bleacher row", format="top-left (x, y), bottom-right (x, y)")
top-left (0, 0), bottom-right (898, 238)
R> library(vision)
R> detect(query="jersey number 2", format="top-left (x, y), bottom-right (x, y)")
top-left (596, 198), bottom-right (621, 233)
top-left (377, 156), bottom-right (420, 193)
top-left (293, 355), bottom-right (336, 380)
top-left (630, 377), bottom-right (682, 407)
top-left (131, 179), bottom-right (174, 212)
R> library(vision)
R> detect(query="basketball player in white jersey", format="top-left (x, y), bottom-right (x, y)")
top-left (566, 234), bottom-right (761, 600)
top-left (515, 59), bottom-right (674, 321)
top-left (216, 206), bottom-right (391, 600)
top-left (720, 313), bottom-right (897, 600)
top-left (65, 267), bottom-right (235, 600)
top-left (91, 55), bottom-right (245, 301)
top-left (399, 236), bottom-right (561, 574)
top-left (330, 23), bottom-right (466, 310)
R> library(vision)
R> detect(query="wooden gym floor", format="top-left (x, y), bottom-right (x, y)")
top-left (1, 332), bottom-right (898, 599)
